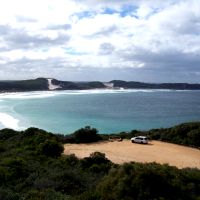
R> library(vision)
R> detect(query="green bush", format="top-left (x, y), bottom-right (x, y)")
top-left (38, 139), bottom-right (64, 157)
top-left (96, 163), bottom-right (200, 200)
top-left (147, 122), bottom-right (200, 147)
top-left (0, 187), bottom-right (19, 200)
top-left (23, 189), bottom-right (71, 200)
top-left (73, 126), bottom-right (102, 143)
top-left (0, 128), bottom-right (18, 140)
top-left (80, 152), bottom-right (112, 174)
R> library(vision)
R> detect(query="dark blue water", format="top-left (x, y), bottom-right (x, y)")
top-left (0, 90), bottom-right (200, 134)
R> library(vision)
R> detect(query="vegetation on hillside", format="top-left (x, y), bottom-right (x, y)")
top-left (110, 80), bottom-right (200, 90)
top-left (148, 122), bottom-right (200, 147)
top-left (58, 126), bottom-right (102, 143)
top-left (0, 125), bottom-right (200, 199)
top-left (52, 79), bottom-right (106, 90)
top-left (99, 122), bottom-right (200, 148)
top-left (0, 78), bottom-right (48, 92)
top-left (1, 78), bottom-right (200, 92)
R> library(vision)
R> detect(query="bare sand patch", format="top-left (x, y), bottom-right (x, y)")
top-left (64, 140), bottom-right (200, 169)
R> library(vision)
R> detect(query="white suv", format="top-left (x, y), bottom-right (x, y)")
top-left (131, 136), bottom-right (148, 144)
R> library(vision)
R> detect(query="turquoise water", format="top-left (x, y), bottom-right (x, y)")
top-left (0, 89), bottom-right (200, 134)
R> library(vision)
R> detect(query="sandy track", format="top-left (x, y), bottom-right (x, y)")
top-left (64, 140), bottom-right (200, 169)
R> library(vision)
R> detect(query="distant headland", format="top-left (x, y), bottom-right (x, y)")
top-left (0, 78), bottom-right (200, 92)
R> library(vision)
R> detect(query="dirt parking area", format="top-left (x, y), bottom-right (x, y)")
top-left (64, 140), bottom-right (200, 169)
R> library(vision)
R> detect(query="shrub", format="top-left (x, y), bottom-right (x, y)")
top-left (96, 163), bottom-right (200, 200)
top-left (147, 122), bottom-right (200, 147)
top-left (0, 188), bottom-right (19, 200)
top-left (38, 139), bottom-right (64, 157)
top-left (24, 189), bottom-right (71, 200)
top-left (80, 152), bottom-right (112, 174)
top-left (73, 126), bottom-right (102, 143)
top-left (0, 128), bottom-right (18, 140)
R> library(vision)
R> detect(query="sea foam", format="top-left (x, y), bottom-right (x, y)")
top-left (0, 89), bottom-right (183, 100)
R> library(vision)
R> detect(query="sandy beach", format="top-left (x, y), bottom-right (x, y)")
top-left (64, 140), bottom-right (200, 169)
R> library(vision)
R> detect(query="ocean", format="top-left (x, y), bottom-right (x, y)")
top-left (0, 89), bottom-right (200, 134)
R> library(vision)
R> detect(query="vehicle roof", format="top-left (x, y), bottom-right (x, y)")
top-left (135, 136), bottom-right (147, 138)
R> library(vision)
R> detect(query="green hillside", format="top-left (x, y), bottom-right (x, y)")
top-left (0, 78), bottom-right (200, 92)
top-left (110, 80), bottom-right (200, 90)
top-left (0, 78), bottom-right (48, 92)
top-left (0, 124), bottom-right (200, 200)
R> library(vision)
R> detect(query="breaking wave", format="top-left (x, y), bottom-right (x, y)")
top-left (0, 112), bottom-right (20, 130)
top-left (0, 89), bottom-right (184, 100)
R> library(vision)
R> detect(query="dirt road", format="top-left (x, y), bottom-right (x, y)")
top-left (64, 140), bottom-right (200, 169)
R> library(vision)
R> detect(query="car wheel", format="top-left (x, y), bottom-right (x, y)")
top-left (132, 140), bottom-right (134, 143)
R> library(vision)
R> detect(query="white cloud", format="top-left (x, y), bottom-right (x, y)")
top-left (0, 0), bottom-right (199, 82)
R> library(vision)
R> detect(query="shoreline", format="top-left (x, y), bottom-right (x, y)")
top-left (1, 88), bottom-right (200, 95)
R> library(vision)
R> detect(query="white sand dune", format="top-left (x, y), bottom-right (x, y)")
top-left (47, 78), bottom-right (62, 90)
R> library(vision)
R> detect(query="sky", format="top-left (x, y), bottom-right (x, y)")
top-left (0, 0), bottom-right (200, 83)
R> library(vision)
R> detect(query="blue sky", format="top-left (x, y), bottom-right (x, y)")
top-left (0, 0), bottom-right (199, 83)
